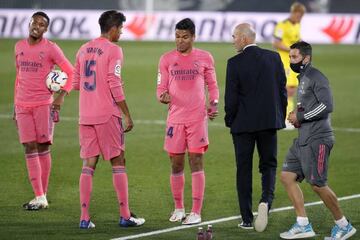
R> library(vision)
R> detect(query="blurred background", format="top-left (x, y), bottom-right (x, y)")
top-left (1, 0), bottom-right (359, 43)
top-left (1, 0), bottom-right (360, 13)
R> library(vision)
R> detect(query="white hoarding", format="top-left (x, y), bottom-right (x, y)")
top-left (0, 9), bottom-right (359, 44)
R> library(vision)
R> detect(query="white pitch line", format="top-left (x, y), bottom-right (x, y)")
top-left (1, 114), bottom-right (360, 133)
top-left (111, 193), bottom-right (360, 240)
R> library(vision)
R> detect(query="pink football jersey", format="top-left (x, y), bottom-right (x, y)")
top-left (157, 48), bottom-right (219, 123)
top-left (14, 38), bottom-right (73, 107)
top-left (73, 37), bottom-right (125, 125)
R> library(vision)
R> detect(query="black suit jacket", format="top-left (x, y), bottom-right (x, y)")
top-left (224, 46), bottom-right (287, 133)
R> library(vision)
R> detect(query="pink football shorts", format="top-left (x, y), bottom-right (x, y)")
top-left (164, 119), bottom-right (209, 154)
top-left (79, 116), bottom-right (124, 160)
top-left (15, 104), bottom-right (54, 144)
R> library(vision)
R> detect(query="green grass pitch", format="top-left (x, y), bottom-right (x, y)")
top-left (0, 39), bottom-right (359, 239)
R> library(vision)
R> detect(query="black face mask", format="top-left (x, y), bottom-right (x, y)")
top-left (290, 58), bottom-right (305, 73)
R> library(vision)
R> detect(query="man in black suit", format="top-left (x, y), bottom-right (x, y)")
top-left (224, 23), bottom-right (287, 232)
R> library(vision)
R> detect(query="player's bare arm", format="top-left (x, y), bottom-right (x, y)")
top-left (116, 100), bottom-right (134, 132)
top-left (52, 90), bottom-right (67, 110)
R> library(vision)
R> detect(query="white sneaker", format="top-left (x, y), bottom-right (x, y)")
top-left (169, 208), bottom-right (186, 222)
top-left (327, 222), bottom-right (357, 240)
top-left (254, 202), bottom-right (268, 232)
top-left (280, 222), bottom-right (316, 239)
top-left (182, 212), bottom-right (201, 225)
top-left (23, 195), bottom-right (48, 210)
top-left (119, 213), bottom-right (145, 227)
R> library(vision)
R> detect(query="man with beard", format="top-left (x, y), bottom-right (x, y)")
top-left (14, 11), bottom-right (73, 210)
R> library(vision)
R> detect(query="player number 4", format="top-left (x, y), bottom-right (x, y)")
top-left (167, 126), bottom-right (174, 138)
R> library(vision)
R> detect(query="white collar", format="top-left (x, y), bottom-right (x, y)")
top-left (243, 43), bottom-right (257, 51)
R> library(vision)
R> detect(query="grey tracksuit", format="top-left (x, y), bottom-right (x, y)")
top-left (296, 63), bottom-right (334, 145)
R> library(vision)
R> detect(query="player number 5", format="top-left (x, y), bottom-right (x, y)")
top-left (83, 60), bottom-right (96, 91)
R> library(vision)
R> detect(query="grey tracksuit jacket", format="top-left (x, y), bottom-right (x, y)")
top-left (295, 63), bottom-right (334, 146)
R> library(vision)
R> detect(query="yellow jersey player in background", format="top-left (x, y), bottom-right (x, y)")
top-left (273, 2), bottom-right (306, 130)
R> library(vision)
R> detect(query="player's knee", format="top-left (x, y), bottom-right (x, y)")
top-left (188, 155), bottom-right (204, 172)
top-left (111, 154), bottom-right (125, 166)
top-left (311, 184), bottom-right (325, 193)
top-left (23, 142), bottom-right (38, 153)
top-left (37, 143), bottom-right (50, 153)
top-left (170, 153), bottom-right (185, 173)
top-left (171, 162), bottom-right (184, 173)
top-left (280, 171), bottom-right (294, 186)
top-left (83, 157), bottom-right (99, 169)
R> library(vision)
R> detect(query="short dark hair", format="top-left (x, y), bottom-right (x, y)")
top-left (99, 10), bottom-right (126, 34)
top-left (290, 41), bottom-right (312, 58)
top-left (32, 11), bottom-right (50, 26)
top-left (175, 18), bottom-right (195, 35)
